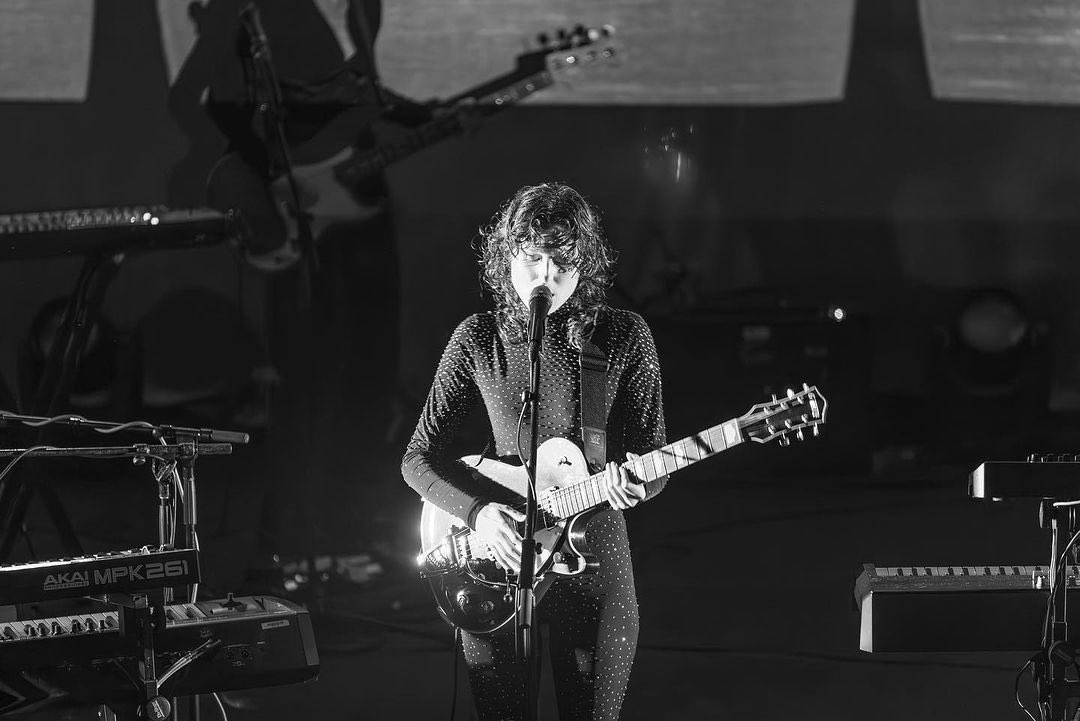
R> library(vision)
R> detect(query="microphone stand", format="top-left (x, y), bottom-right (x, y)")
top-left (239, 3), bottom-right (318, 300)
top-left (1036, 500), bottom-right (1080, 719)
top-left (517, 288), bottom-right (549, 721)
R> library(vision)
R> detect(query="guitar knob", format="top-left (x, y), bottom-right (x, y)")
top-left (480, 600), bottom-right (495, 614)
top-left (455, 591), bottom-right (474, 611)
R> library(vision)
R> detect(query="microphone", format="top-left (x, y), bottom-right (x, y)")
top-left (527, 285), bottom-right (552, 358)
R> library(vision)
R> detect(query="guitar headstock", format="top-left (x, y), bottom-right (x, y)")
top-left (518, 24), bottom-right (619, 77)
top-left (738, 384), bottom-right (827, 446)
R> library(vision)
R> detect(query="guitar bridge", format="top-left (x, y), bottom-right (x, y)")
top-left (418, 528), bottom-right (471, 578)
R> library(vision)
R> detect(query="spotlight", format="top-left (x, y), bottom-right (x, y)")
top-left (827, 305), bottom-right (847, 323)
top-left (948, 289), bottom-right (1037, 393)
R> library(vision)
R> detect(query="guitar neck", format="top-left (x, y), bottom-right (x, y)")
top-left (345, 70), bottom-right (554, 180)
top-left (547, 417), bottom-right (745, 519)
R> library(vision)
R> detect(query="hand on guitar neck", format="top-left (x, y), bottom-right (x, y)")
top-left (602, 452), bottom-right (647, 510)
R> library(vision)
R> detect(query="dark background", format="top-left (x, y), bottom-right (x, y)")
top-left (0, 0), bottom-right (1077, 718)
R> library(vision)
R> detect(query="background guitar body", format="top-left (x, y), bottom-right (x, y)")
top-left (419, 437), bottom-right (601, 634)
top-left (206, 104), bottom-right (387, 272)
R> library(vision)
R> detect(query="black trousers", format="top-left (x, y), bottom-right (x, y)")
top-left (461, 510), bottom-right (640, 721)
top-left (264, 213), bottom-right (400, 554)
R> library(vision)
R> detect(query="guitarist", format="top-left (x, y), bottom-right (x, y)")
top-left (402, 182), bottom-right (668, 720)
top-left (201, 1), bottom-right (434, 561)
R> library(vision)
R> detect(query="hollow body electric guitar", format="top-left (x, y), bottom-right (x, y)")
top-left (418, 384), bottom-right (827, 633)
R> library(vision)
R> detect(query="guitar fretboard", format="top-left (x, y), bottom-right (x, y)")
top-left (544, 418), bottom-right (744, 519)
top-left (344, 70), bottom-right (556, 180)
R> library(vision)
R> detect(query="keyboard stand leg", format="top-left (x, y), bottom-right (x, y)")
top-left (0, 253), bottom-right (124, 562)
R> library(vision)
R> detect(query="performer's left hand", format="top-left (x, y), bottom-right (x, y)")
top-left (603, 453), bottom-right (647, 510)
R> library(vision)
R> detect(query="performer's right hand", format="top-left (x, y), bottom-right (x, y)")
top-left (474, 503), bottom-right (526, 573)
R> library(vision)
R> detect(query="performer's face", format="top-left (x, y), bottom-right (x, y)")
top-left (510, 244), bottom-right (580, 314)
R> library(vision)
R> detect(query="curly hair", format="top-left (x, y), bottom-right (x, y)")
top-left (476, 183), bottom-right (616, 349)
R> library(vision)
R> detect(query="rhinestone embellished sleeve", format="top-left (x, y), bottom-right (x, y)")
top-left (401, 307), bottom-right (668, 525)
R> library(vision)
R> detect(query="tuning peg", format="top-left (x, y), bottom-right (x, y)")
top-left (779, 433), bottom-right (791, 447)
top-left (802, 382), bottom-right (810, 392)
top-left (812, 425), bottom-right (820, 437)
top-left (796, 429), bottom-right (805, 441)
top-left (784, 419), bottom-right (793, 428)
top-left (787, 388), bottom-right (795, 398)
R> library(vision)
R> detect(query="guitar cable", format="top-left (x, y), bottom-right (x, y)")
top-left (1014, 653), bottom-right (1041, 721)
top-left (1025, 506), bottom-right (1080, 721)
top-left (0, 444), bottom-right (55, 562)
top-left (449, 626), bottom-right (461, 721)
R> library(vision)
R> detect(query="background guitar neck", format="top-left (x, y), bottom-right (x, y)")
top-left (546, 418), bottom-right (745, 519)
top-left (344, 68), bottom-right (555, 180)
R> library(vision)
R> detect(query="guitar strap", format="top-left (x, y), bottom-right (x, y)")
top-left (346, 0), bottom-right (386, 105)
top-left (579, 317), bottom-right (610, 474)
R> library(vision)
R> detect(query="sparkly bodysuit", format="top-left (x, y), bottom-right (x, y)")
top-left (402, 305), bottom-right (667, 720)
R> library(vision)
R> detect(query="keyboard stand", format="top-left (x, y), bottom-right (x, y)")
top-left (92, 590), bottom-right (172, 721)
top-left (0, 252), bottom-right (126, 561)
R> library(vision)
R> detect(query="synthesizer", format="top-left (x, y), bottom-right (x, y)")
top-left (0, 206), bottom-right (247, 260)
top-left (970, 458), bottom-right (1080, 500)
top-left (0, 595), bottom-right (318, 710)
top-left (0, 547), bottom-right (200, 604)
top-left (855, 563), bottom-right (1080, 652)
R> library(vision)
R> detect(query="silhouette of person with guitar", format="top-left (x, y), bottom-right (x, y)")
top-left (195, 0), bottom-right (434, 563)
top-left (403, 183), bottom-right (668, 720)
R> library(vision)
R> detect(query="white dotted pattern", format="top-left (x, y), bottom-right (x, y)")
top-left (403, 306), bottom-right (667, 720)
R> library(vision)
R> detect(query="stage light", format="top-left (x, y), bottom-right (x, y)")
top-left (945, 289), bottom-right (1038, 394)
top-left (828, 305), bottom-right (847, 323)
top-left (955, 291), bottom-right (1028, 355)
top-left (930, 288), bottom-right (1050, 450)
